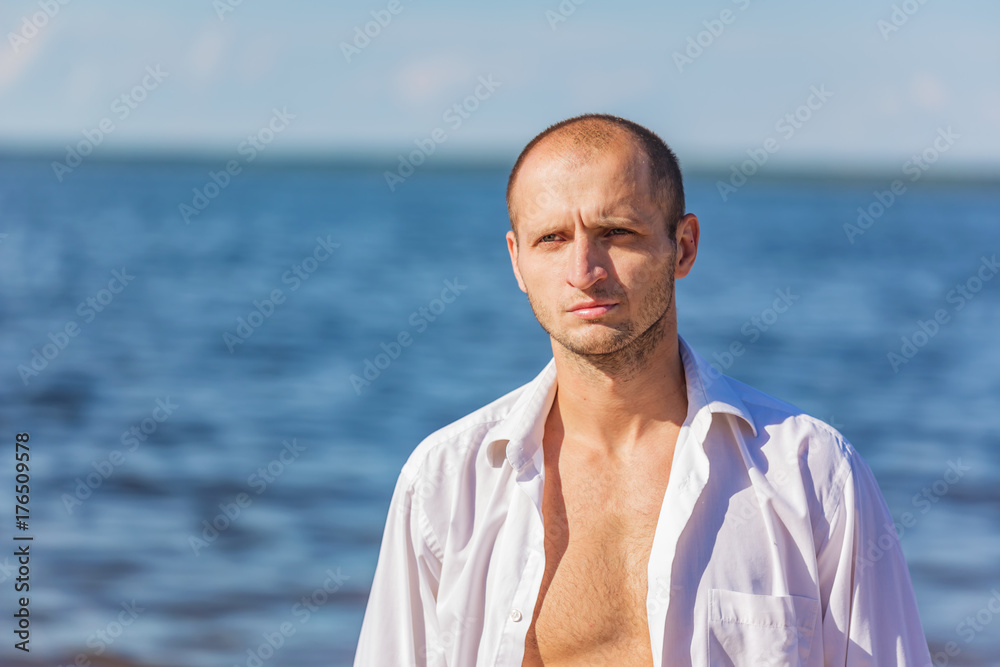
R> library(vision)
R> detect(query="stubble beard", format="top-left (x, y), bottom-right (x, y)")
top-left (526, 250), bottom-right (677, 382)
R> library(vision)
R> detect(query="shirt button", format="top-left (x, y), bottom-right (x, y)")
top-left (510, 609), bottom-right (522, 622)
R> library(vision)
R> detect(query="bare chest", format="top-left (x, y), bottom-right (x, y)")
top-left (522, 454), bottom-right (673, 666)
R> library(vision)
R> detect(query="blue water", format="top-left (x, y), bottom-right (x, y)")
top-left (0, 157), bottom-right (998, 666)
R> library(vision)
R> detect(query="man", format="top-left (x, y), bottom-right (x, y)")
top-left (354, 114), bottom-right (932, 666)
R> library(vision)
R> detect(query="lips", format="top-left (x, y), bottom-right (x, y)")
top-left (569, 300), bottom-right (616, 311)
top-left (568, 301), bottom-right (617, 319)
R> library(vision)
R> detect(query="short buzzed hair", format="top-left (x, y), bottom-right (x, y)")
top-left (506, 113), bottom-right (685, 238)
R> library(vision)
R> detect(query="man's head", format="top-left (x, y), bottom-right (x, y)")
top-left (505, 114), bottom-right (698, 372)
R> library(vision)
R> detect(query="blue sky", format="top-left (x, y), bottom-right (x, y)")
top-left (1, 0), bottom-right (998, 173)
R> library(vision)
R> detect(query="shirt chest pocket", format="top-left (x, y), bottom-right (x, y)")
top-left (707, 589), bottom-right (819, 667)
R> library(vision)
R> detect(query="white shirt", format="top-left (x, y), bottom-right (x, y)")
top-left (354, 335), bottom-right (932, 666)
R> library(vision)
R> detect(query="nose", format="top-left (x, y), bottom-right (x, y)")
top-left (567, 232), bottom-right (608, 290)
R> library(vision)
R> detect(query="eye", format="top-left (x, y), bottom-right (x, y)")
top-left (607, 228), bottom-right (633, 236)
top-left (538, 233), bottom-right (560, 243)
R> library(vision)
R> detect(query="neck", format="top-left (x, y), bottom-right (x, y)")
top-left (548, 317), bottom-right (688, 459)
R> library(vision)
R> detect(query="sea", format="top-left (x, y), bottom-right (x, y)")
top-left (0, 156), bottom-right (998, 666)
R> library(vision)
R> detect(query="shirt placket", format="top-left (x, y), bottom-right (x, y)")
top-left (493, 453), bottom-right (547, 666)
top-left (645, 408), bottom-right (713, 667)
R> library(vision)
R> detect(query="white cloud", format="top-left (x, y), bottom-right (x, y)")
top-left (186, 25), bottom-right (231, 85)
top-left (393, 55), bottom-right (474, 107)
top-left (909, 72), bottom-right (949, 111)
top-left (0, 26), bottom-right (48, 94)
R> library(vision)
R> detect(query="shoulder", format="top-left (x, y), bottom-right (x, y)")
top-left (387, 376), bottom-right (538, 554)
top-left (727, 373), bottom-right (849, 446)
top-left (722, 374), bottom-right (861, 517)
top-left (396, 378), bottom-right (529, 487)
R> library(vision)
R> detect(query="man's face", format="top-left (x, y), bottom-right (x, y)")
top-left (506, 139), bottom-right (683, 359)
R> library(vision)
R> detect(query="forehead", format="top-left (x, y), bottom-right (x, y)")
top-left (513, 134), bottom-right (655, 218)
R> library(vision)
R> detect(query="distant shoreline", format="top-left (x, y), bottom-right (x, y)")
top-left (1, 150), bottom-right (998, 186)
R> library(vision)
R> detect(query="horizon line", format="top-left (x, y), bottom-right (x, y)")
top-left (1, 148), bottom-right (998, 186)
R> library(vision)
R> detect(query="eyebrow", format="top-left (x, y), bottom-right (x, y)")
top-left (593, 214), bottom-right (651, 228)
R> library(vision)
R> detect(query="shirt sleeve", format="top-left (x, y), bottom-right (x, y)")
top-left (816, 446), bottom-right (933, 666)
top-left (353, 468), bottom-right (445, 667)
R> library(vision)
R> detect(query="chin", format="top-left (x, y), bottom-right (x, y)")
top-left (553, 326), bottom-right (635, 357)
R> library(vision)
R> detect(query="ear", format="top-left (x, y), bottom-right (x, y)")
top-left (673, 213), bottom-right (699, 280)
top-left (506, 230), bottom-right (527, 293)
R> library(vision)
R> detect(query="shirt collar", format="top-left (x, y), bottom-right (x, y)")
top-left (484, 356), bottom-right (558, 470)
top-left (484, 334), bottom-right (758, 470)
top-left (679, 334), bottom-right (759, 439)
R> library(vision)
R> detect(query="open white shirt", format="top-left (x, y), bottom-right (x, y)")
top-left (354, 335), bottom-right (932, 666)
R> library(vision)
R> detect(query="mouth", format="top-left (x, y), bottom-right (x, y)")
top-left (567, 301), bottom-right (618, 320)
